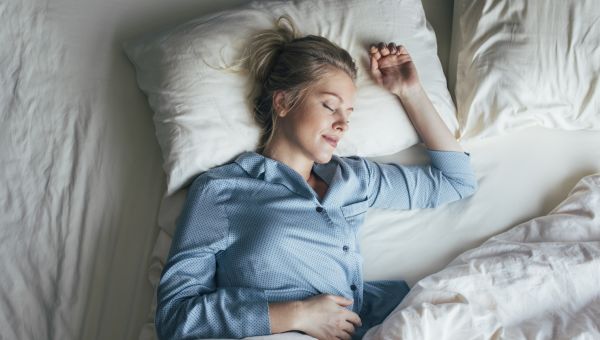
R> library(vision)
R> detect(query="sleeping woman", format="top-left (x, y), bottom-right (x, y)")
top-left (155, 16), bottom-right (477, 340)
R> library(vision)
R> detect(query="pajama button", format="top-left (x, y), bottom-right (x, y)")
top-left (350, 284), bottom-right (357, 291)
top-left (342, 245), bottom-right (349, 252)
top-left (316, 206), bottom-right (323, 212)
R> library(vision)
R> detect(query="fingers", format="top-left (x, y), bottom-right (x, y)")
top-left (336, 323), bottom-right (355, 340)
top-left (337, 330), bottom-right (353, 340)
top-left (346, 311), bottom-right (362, 328)
top-left (340, 310), bottom-right (361, 339)
top-left (376, 41), bottom-right (388, 56)
top-left (369, 42), bottom-right (411, 73)
top-left (336, 332), bottom-right (352, 340)
top-left (369, 53), bottom-right (380, 76)
top-left (370, 42), bottom-right (408, 57)
top-left (327, 295), bottom-right (354, 307)
top-left (369, 45), bottom-right (381, 60)
top-left (337, 332), bottom-right (352, 340)
top-left (337, 315), bottom-right (359, 340)
top-left (369, 45), bottom-right (382, 83)
top-left (396, 44), bottom-right (408, 55)
top-left (388, 42), bottom-right (397, 54)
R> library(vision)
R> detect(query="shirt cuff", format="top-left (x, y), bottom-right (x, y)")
top-left (224, 287), bottom-right (272, 336)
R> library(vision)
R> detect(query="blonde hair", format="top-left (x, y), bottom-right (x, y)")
top-left (242, 16), bottom-right (357, 151)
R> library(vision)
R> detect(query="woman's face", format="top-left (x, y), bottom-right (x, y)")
top-left (275, 68), bottom-right (357, 164)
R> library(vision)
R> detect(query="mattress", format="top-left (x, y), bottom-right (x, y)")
top-left (1, 0), bottom-right (599, 340)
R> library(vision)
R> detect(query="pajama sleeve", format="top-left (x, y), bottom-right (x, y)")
top-left (155, 175), bottom-right (271, 339)
top-left (363, 149), bottom-right (477, 209)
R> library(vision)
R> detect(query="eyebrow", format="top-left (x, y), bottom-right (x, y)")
top-left (320, 91), bottom-right (354, 111)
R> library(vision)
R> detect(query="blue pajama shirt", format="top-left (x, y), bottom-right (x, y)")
top-left (156, 149), bottom-right (477, 339)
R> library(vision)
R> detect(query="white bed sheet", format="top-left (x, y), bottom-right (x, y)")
top-left (1, 0), bottom-right (172, 339)
top-left (3, 1), bottom-right (600, 340)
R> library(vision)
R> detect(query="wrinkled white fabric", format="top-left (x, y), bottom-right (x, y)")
top-left (455, 0), bottom-right (600, 139)
top-left (0, 0), bottom-right (165, 339)
top-left (365, 173), bottom-right (600, 339)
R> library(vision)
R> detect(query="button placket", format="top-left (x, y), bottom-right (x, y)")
top-left (315, 205), bottom-right (335, 227)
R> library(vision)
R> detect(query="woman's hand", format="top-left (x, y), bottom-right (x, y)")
top-left (366, 42), bottom-right (464, 152)
top-left (294, 294), bottom-right (362, 340)
top-left (368, 42), bottom-right (420, 97)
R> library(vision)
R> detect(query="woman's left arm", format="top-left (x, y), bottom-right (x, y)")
top-left (395, 83), bottom-right (463, 152)
top-left (363, 43), bottom-right (476, 209)
top-left (369, 43), bottom-right (462, 152)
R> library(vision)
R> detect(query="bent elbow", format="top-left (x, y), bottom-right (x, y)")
top-left (155, 300), bottom-right (176, 340)
top-left (155, 296), bottom-right (192, 340)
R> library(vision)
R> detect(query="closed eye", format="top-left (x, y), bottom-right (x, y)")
top-left (322, 103), bottom-right (335, 112)
top-left (323, 102), bottom-right (350, 124)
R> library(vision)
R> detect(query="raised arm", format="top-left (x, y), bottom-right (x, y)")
top-left (369, 42), bottom-right (463, 152)
top-left (363, 42), bottom-right (476, 209)
top-left (155, 175), bottom-right (271, 339)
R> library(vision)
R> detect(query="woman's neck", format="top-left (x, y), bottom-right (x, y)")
top-left (261, 141), bottom-right (313, 182)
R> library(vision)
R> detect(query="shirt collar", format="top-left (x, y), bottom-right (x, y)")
top-left (234, 151), bottom-right (340, 201)
top-left (234, 151), bottom-right (266, 179)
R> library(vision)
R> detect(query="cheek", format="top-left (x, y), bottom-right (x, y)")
top-left (312, 112), bottom-right (334, 129)
top-left (310, 118), bottom-right (332, 140)
top-left (286, 106), bottom-right (332, 143)
top-left (296, 113), bottom-right (328, 135)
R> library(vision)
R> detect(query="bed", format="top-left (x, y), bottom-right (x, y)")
top-left (2, 0), bottom-right (599, 339)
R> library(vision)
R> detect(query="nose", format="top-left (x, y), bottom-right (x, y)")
top-left (333, 116), bottom-right (349, 132)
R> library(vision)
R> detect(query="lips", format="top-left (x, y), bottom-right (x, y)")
top-left (322, 135), bottom-right (339, 148)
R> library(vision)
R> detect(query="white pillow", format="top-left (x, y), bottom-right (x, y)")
top-left (454, 0), bottom-right (600, 140)
top-left (123, 0), bottom-right (457, 195)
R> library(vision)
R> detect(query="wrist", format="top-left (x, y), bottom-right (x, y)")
top-left (269, 300), bottom-right (303, 333)
top-left (289, 300), bottom-right (304, 330)
top-left (394, 82), bottom-right (423, 100)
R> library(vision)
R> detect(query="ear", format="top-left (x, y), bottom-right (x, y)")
top-left (272, 90), bottom-right (289, 118)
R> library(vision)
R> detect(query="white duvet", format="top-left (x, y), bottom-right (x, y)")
top-left (364, 173), bottom-right (600, 339)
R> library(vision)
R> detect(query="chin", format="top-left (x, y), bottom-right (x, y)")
top-left (313, 151), bottom-right (334, 164)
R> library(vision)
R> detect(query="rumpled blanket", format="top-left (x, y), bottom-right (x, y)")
top-left (365, 173), bottom-right (600, 339)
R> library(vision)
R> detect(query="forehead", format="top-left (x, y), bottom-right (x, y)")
top-left (310, 69), bottom-right (356, 104)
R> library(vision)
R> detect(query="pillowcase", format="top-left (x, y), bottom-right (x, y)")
top-left (453, 0), bottom-right (600, 140)
top-left (123, 0), bottom-right (457, 195)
